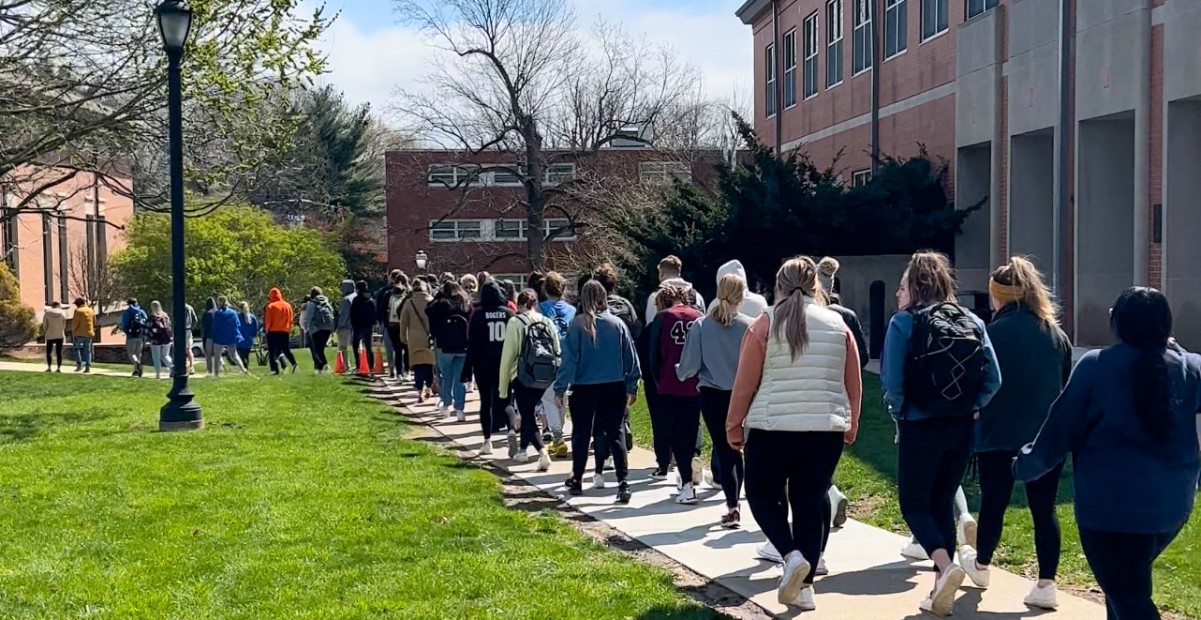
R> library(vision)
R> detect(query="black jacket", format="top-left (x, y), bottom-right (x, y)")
top-left (350, 294), bottom-right (377, 331)
top-left (425, 297), bottom-right (471, 354)
top-left (467, 281), bottom-right (514, 378)
top-left (374, 286), bottom-right (394, 324)
top-left (975, 303), bottom-right (1073, 452)
top-left (829, 303), bottom-right (868, 368)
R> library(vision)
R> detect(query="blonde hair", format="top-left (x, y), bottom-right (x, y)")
top-left (773, 256), bottom-right (825, 360)
top-left (574, 280), bottom-right (609, 342)
top-left (904, 251), bottom-right (957, 309)
top-left (655, 285), bottom-right (688, 312)
top-left (817, 256), bottom-right (840, 277)
top-left (459, 273), bottom-right (479, 294)
top-left (990, 256), bottom-right (1059, 328)
top-left (658, 255), bottom-right (682, 276)
top-left (710, 273), bottom-right (747, 326)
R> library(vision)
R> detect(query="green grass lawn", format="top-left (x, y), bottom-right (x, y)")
top-left (0, 369), bottom-right (716, 620)
top-left (629, 374), bottom-right (1201, 619)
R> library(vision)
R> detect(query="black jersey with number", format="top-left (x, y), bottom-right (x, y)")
top-left (467, 281), bottom-right (515, 380)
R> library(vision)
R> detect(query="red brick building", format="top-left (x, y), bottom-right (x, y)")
top-left (385, 147), bottom-right (722, 285)
top-left (736, 0), bottom-right (1201, 347)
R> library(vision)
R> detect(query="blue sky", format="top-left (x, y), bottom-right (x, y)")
top-left (313, 0), bottom-right (752, 121)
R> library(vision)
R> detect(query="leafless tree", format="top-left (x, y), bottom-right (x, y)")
top-left (68, 241), bottom-right (116, 314)
top-left (392, 0), bottom-right (711, 270)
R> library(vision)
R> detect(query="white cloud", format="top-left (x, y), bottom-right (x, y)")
top-left (314, 0), bottom-right (752, 122)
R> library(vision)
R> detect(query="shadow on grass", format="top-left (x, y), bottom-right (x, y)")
top-left (0, 409), bottom-right (115, 444)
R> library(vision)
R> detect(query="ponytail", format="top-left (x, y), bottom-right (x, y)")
top-left (772, 257), bottom-right (824, 360)
top-left (989, 256), bottom-right (1059, 329)
top-left (709, 273), bottom-right (747, 326)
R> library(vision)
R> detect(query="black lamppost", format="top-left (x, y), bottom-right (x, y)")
top-left (157, 0), bottom-right (202, 431)
top-left (415, 250), bottom-right (429, 272)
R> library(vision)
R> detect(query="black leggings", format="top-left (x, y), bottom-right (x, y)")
top-left (646, 392), bottom-right (672, 471)
top-left (570, 382), bottom-right (628, 482)
top-left (1080, 526), bottom-right (1181, 620)
top-left (46, 339), bottom-right (63, 368)
top-left (745, 429), bottom-right (843, 583)
top-left (976, 450), bottom-right (1063, 579)
top-left (700, 387), bottom-right (743, 508)
top-left (475, 367), bottom-right (508, 439)
top-left (898, 417), bottom-right (974, 559)
top-left (412, 363), bottom-right (434, 393)
top-left (309, 329), bottom-right (331, 371)
top-left (659, 395), bottom-right (701, 485)
top-left (266, 332), bottom-right (296, 372)
top-left (513, 382), bottom-right (545, 452)
top-left (386, 324), bottom-right (408, 374)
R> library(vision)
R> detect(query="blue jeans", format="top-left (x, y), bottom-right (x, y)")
top-left (436, 351), bottom-right (467, 411)
top-left (73, 337), bottom-right (92, 369)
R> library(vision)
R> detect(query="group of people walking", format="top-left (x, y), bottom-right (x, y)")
top-left (383, 252), bottom-right (1197, 619)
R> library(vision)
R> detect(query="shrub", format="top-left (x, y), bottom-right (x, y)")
top-left (0, 264), bottom-right (37, 347)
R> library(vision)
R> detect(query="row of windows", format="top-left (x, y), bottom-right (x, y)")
top-left (426, 161), bottom-right (692, 188)
top-left (766, 0), bottom-right (995, 117)
top-left (429, 218), bottom-right (577, 242)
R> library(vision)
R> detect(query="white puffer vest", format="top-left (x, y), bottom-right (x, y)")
top-left (745, 300), bottom-right (851, 432)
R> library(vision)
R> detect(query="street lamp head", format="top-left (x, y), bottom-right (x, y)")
top-left (156, 0), bottom-right (194, 56)
top-left (415, 250), bottom-right (428, 270)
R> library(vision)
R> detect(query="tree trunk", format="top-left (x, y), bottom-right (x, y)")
top-left (522, 118), bottom-right (547, 271)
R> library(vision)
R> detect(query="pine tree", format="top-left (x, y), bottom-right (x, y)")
top-left (0, 264), bottom-right (37, 348)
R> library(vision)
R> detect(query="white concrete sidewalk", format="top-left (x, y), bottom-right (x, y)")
top-left (376, 380), bottom-right (1104, 619)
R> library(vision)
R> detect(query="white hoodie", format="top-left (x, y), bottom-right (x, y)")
top-left (645, 277), bottom-right (705, 326)
top-left (707, 260), bottom-right (769, 318)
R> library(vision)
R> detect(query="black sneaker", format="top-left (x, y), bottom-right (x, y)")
top-left (567, 478), bottom-right (583, 496)
top-left (650, 467), bottom-right (669, 479)
top-left (616, 483), bottom-right (632, 504)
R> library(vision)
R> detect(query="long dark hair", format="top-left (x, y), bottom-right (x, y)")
top-left (440, 281), bottom-right (470, 313)
top-left (1111, 287), bottom-right (1174, 442)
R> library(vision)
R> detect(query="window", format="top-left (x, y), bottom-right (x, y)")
top-left (2, 209), bottom-right (19, 277)
top-left (803, 12), bottom-right (820, 98)
top-left (491, 219), bottom-right (577, 241)
top-left (427, 165), bottom-right (480, 187)
top-left (543, 218), bottom-right (577, 241)
top-left (921, 0), bottom-right (948, 40)
top-left (852, 169), bottom-right (873, 187)
top-left (640, 161), bottom-right (692, 185)
top-left (544, 163), bottom-right (575, 185)
top-left (42, 213), bottom-right (53, 304)
top-left (489, 165), bottom-right (522, 186)
top-left (493, 219), bottom-right (527, 240)
top-left (826, 0), bottom-right (844, 87)
top-left (852, 0), bottom-right (873, 75)
top-left (885, 0), bottom-right (908, 58)
top-left (783, 30), bottom-right (797, 108)
top-left (765, 43), bottom-right (777, 118)
top-left (966, 0), bottom-right (998, 19)
top-left (58, 217), bottom-right (68, 302)
top-left (428, 219), bottom-right (483, 241)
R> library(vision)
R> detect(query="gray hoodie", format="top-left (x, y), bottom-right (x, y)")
top-left (675, 313), bottom-right (754, 391)
top-left (706, 260), bottom-right (769, 318)
top-left (644, 277), bottom-right (705, 325)
top-left (336, 279), bottom-right (355, 331)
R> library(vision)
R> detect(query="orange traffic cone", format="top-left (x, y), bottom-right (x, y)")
top-left (334, 352), bottom-right (346, 375)
top-left (357, 348), bottom-right (370, 375)
top-left (373, 347), bottom-right (385, 375)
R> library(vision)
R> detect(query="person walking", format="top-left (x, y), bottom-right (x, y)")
top-left (200, 297), bottom-right (216, 374)
top-left (336, 279), bottom-right (356, 369)
top-left (147, 301), bottom-right (174, 379)
top-left (707, 260), bottom-right (768, 318)
top-left (350, 280), bottom-right (377, 375)
top-left (303, 288), bottom-right (335, 373)
top-left (264, 287), bottom-right (298, 374)
top-left (955, 257), bottom-right (1073, 608)
top-left (426, 281), bottom-right (471, 420)
top-left (725, 256), bottom-right (862, 612)
top-left (881, 251), bottom-right (1002, 617)
top-left (555, 280), bottom-right (641, 504)
top-left (210, 296), bottom-right (248, 376)
top-left (376, 270), bottom-right (408, 379)
top-left (644, 255), bottom-right (705, 326)
top-left (591, 262), bottom-right (643, 474)
top-left (1015, 287), bottom-right (1200, 620)
top-left (183, 302), bottom-right (198, 374)
top-left (236, 302), bottom-right (260, 371)
top-left (499, 289), bottom-right (560, 470)
top-left (645, 286), bottom-right (705, 502)
top-left (118, 298), bottom-right (149, 377)
top-left (70, 298), bottom-right (95, 373)
top-left (536, 271), bottom-right (575, 456)
top-left (42, 301), bottom-right (67, 372)
top-left (385, 273), bottom-right (412, 380)
top-left (677, 273), bottom-right (754, 527)
top-left (298, 293), bottom-right (312, 351)
top-left (467, 280), bottom-right (515, 455)
top-left (399, 279), bottom-right (436, 402)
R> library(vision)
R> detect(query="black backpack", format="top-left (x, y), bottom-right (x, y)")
top-left (128, 309), bottom-right (149, 338)
top-left (607, 295), bottom-right (642, 340)
top-left (903, 303), bottom-right (988, 418)
top-left (517, 315), bottom-right (560, 390)
top-left (439, 312), bottom-right (470, 352)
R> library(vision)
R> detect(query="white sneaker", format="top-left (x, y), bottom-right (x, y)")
top-left (537, 449), bottom-right (551, 472)
top-left (829, 485), bottom-right (849, 527)
top-left (958, 546), bottom-right (990, 588)
top-left (919, 597), bottom-right (941, 615)
top-left (703, 468), bottom-right (717, 488)
top-left (790, 586), bottom-right (817, 611)
top-left (438, 403), bottom-right (450, 416)
top-left (958, 513), bottom-right (978, 549)
top-left (592, 472), bottom-right (606, 490)
top-left (755, 542), bottom-right (783, 563)
top-left (777, 551), bottom-right (810, 606)
top-left (901, 539), bottom-right (930, 561)
top-left (1024, 583), bottom-right (1059, 610)
top-left (930, 564), bottom-right (966, 616)
top-left (816, 557), bottom-right (829, 576)
top-left (455, 410), bottom-right (466, 422)
top-left (676, 483), bottom-right (698, 505)
top-left (690, 457), bottom-right (704, 490)
top-left (480, 441), bottom-right (493, 456)
top-left (512, 450), bottom-right (529, 464)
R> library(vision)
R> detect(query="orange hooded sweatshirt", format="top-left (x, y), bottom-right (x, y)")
top-left (264, 288), bottom-right (294, 334)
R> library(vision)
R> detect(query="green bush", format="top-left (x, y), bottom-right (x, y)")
top-left (0, 264), bottom-right (37, 347)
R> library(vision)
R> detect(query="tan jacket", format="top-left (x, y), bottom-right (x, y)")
top-left (43, 308), bottom-right (67, 341)
top-left (398, 293), bottom-right (435, 366)
top-left (70, 306), bottom-right (96, 339)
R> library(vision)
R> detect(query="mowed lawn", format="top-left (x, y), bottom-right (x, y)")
top-left (0, 370), bottom-right (716, 620)
top-left (628, 373), bottom-right (1201, 619)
